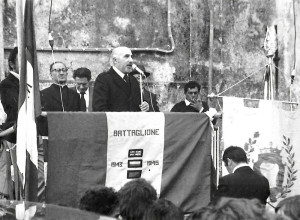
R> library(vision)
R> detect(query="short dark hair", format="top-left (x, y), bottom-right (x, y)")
top-left (49, 61), bottom-right (66, 72)
top-left (118, 178), bottom-right (157, 220)
top-left (79, 186), bottom-right (118, 215)
top-left (73, 67), bottom-right (91, 81)
top-left (186, 206), bottom-right (214, 220)
top-left (184, 81), bottom-right (201, 93)
top-left (8, 47), bottom-right (18, 71)
top-left (222, 146), bottom-right (247, 166)
top-left (276, 195), bottom-right (300, 219)
top-left (196, 197), bottom-right (276, 220)
top-left (143, 199), bottom-right (184, 220)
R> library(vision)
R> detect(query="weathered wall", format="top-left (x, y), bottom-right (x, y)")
top-left (3, 0), bottom-right (300, 111)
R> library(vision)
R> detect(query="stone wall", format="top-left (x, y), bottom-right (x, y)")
top-left (3, 0), bottom-right (300, 111)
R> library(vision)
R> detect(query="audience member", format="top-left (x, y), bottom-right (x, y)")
top-left (142, 198), bottom-right (184, 220)
top-left (130, 64), bottom-right (159, 112)
top-left (276, 195), bottom-right (300, 220)
top-left (188, 197), bottom-right (280, 220)
top-left (79, 186), bottom-right (119, 216)
top-left (118, 178), bottom-right (157, 220)
top-left (186, 205), bottom-right (214, 220)
top-left (92, 46), bottom-right (149, 112)
top-left (71, 67), bottom-right (93, 112)
top-left (213, 146), bottom-right (270, 204)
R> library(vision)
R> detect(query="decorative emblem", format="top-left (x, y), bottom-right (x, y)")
top-left (244, 132), bottom-right (297, 202)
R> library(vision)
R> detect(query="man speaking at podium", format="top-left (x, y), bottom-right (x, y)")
top-left (93, 46), bottom-right (149, 112)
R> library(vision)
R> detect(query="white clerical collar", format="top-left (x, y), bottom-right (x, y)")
top-left (53, 82), bottom-right (68, 88)
top-left (233, 163), bottom-right (250, 173)
top-left (184, 99), bottom-right (191, 106)
top-left (113, 66), bottom-right (126, 79)
top-left (9, 71), bottom-right (20, 80)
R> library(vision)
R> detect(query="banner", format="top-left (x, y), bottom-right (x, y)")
top-left (106, 112), bottom-right (165, 195)
top-left (223, 97), bottom-right (300, 205)
top-left (46, 112), bottom-right (212, 212)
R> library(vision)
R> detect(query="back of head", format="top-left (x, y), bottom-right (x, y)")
top-left (184, 81), bottom-right (201, 93)
top-left (211, 197), bottom-right (275, 220)
top-left (222, 146), bottom-right (247, 166)
top-left (143, 199), bottom-right (184, 220)
top-left (276, 195), bottom-right (300, 220)
top-left (118, 178), bottom-right (157, 220)
top-left (8, 47), bottom-right (18, 71)
top-left (187, 206), bottom-right (214, 220)
top-left (79, 186), bottom-right (118, 216)
top-left (73, 67), bottom-right (91, 81)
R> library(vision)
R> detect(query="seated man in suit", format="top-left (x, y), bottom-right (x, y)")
top-left (38, 61), bottom-right (80, 136)
top-left (214, 146), bottom-right (270, 204)
top-left (130, 64), bottom-right (159, 112)
top-left (171, 81), bottom-right (209, 113)
top-left (92, 46), bottom-right (149, 112)
top-left (171, 81), bottom-right (218, 121)
top-left (71, 67), bottom-right (93, 112)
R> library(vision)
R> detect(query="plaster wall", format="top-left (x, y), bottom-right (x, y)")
top-left (3, 0), bottom-right (300, 111)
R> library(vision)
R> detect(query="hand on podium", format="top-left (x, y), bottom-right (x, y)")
top-left (139, 101), bottom-right (149, 112)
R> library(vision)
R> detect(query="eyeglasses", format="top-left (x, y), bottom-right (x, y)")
top-left (51, 68), bottom-right (68, 73)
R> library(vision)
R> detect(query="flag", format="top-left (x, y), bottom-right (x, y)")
top-left (223, 97), bottom-right (300, 205)
top-left (16, 0), bottom-right (41, 201)
top-left (46, 112), bottom-right (212, 212)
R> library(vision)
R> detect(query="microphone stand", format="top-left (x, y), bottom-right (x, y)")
top-left (139, 73), bottom-right (143, 104)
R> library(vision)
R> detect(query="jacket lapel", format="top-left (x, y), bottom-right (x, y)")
top-left (110, 68), bottom-right (131, 96)
top-left (88, 84), bottom-right (94, 112)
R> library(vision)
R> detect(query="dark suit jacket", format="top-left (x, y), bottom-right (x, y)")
top-left (70, 84), bottom-right (94, 112)
top-left (38, 84), bottom-right (80, 136)
top-left (92, 67), bottom-right (142, 112)
top-left (170, 100), bottom-right (209, 113)
top-left (0, 74), bottom-right (19, 143)
top-left (143, 89), bottom-right (159, 112)
top-left (214, 166), bottom-right (270, 204)
top-left (40, 84), bottom-right (80, 112)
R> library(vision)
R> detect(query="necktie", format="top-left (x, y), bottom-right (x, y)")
top-left (80, 92), bottom-right (86, 112)
top-left (123, 74), bottom-right (129, 83)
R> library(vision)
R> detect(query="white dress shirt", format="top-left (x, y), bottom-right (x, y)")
top-left (233, 163), bottom-right (250, 173)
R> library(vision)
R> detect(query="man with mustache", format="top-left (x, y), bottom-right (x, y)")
top-left (93, 46), bottom-right (149, 112)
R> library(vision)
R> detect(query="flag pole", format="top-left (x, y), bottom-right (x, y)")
top-left (15, 0), bottom-right (26, 201)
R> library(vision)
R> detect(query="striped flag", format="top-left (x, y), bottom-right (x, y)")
top-left (46, 112), bottom-right (212, 212)
top-left (16, 0), bottom-right (41, 201)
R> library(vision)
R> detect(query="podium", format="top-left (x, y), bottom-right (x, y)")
top-left (45, 112), bottom-right (213, 212)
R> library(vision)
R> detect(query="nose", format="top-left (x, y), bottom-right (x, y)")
top-left (128, 56), bottom-right (133, 63)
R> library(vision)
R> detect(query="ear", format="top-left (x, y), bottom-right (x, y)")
top-left (9, 61), bottom-right (15, 70)
top-left (227, 158), bottom-right (232, 166)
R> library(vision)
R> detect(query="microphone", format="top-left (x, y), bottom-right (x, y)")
top-left (291, 69), bottom-right (295, 84)
top-left (132, 64), bottom-right (146, 77)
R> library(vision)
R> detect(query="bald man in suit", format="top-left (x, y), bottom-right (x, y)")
top-left (92, 46), bottom-right (149, 112)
